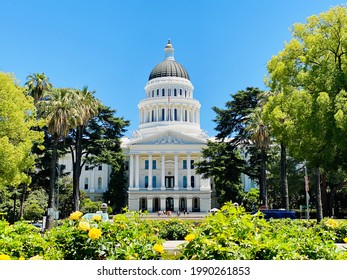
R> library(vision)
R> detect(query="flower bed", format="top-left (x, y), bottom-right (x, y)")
top-left (0, 204), bottom-right (347, 260)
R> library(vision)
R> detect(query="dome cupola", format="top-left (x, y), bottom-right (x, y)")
top-left (148, 40), bottom-right (190, 81)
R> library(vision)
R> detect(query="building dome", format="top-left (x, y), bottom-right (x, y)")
top-left (148, 40), bottom-right (190, 81)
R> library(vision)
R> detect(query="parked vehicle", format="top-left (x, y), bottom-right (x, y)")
top-left (253, 209), bottom-right (296, 221)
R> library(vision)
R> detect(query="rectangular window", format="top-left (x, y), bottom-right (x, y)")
top-left (152, 160), bottom-right (156, 170)
top-left (98, 165), bottom-right (102, 171)
top-left (85, 165), bottom-right (89, 171)
top-left (183, 160), bottom-right (187, 169)
top-left (145, 160), bottom-right (149, 170)
top-left (191, 160), bottom-right (195, 169)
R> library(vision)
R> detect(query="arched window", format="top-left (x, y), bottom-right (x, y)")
top-left (157, 89), bottom-right (159, 96)
top-left (152, 90), bottom-right (154, 97)
top-left (183, 176), bottom-right (187, 188)
top-left (174, 89), bottom-right (177, 96)
top-left (153, 176), bottom-right (157, 188)
top-left (84, 177), bottom-right (89, 190)
top-left (185, 90), bottom-right (187, 97)
top-left (145, 176), bottom-right (148, 188)
top-left (97, 177), bottom-right (102, 189)
top-left (174, 108), bottom-right (177, 121)
top-left (161, 108), bottom-right (165, 121)
top-left (162, 89), bottom-right (165, 96)
top-left (180, 89), bottom-right (182, 96)
top-left (191, 176), bottom-right (195, 188)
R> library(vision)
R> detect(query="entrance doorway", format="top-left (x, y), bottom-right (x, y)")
top-left (153, 197), bottom-right (160, 212)
top-left (166, 197), bottom-right (174, 211)
top-left (180, 198), bottom-right (186, 211)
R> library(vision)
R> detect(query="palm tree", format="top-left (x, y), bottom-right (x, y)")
top-left (25, 73), bottom-right (52, 105)
top-left (70, 86), bottom-right (100, 211)
top-left (246, 108), bottom-right (270, 208)
top-left (38, 88), bottom-right (80, 229)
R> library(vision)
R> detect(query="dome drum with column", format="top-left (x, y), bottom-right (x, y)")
top-left (127, 40), bottom-right (212, 213)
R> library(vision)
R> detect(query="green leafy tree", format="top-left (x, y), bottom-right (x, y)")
top-left (195, 87), bottom-right (264, 205)
top-left (0, 72), bottom-right (43, 191)
top-left (104, 161), bottom-right (128, 214)
top-left (65, 103), bottom-right (129, 211)
top-left (265, 5), bottom-right (347, 221)
top-left (195, 141), bottom-right (245, 204)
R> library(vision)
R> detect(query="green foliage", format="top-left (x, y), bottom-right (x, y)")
top-left (179, 203), bottom-right (347, 260)
top-left (153, 218), bottom-right (196, 240)
top-left (0, 220), bottom-right (45, 259)
top-left (0, 72), bottom-right (43, 189)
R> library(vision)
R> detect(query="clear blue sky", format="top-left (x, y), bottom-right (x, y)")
top-left (1, 0), bottom-right (345, 137)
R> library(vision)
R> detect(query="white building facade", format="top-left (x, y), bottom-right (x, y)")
top-left (123, 40), bottom-right (211, 212)
top-left (60, 40), bottom-right (212, 212)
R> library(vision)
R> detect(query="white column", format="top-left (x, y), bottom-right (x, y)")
top-left (160, 195), bottom-right (166, 211)
top-left (174, 195), bottom-right (179, 212)
top-left (148, 153), bottom-right (152, 190)
top-left (147, 196), bottom-right (153, 212)
top-left (187, 154), bottom-right (192, 190)
top-left (129, 154), bottom-right (134, 189)
top-left (174, 153), bottom-right (178, 190)
top-left (187, 196), bottom-right (193, 212)
top-left (180, 106), bottom-right (183, 122)
top-left (161, 153), bottom-right (166, 190)
top-left (135, 153), bottom-right (140, 190)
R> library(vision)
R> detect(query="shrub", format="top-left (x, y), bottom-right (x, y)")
top-left (179, 202), bottom-right (347, 260)
top-left (0, 220), bottom-right (45, 259)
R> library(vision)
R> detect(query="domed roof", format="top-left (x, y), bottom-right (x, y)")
top-left (149, 60), bottom-right (190, 81)
top-left (148, 40), bottom-right (190, 81)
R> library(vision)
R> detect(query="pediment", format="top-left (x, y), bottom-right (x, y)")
top-left (129, 130), bottom-right (206, 146)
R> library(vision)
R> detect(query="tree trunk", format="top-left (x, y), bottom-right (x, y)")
top-left (260, 149), bottom-right (267, 208)
top-left (321, 173), bottom-right (329, 217)
top-left (72, 126), bottom-right (83, 211)
top-left (19, 184), bottom-right (26, 218)
top-left (46, 135), bottom-right (58, 230)
top-left (315, 167), bottom-right (323, 222)
top-left (280, 143), bottom-right (289, 210)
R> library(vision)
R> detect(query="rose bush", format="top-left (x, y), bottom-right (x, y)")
top-left (179, 202), bottom-right (347, 260)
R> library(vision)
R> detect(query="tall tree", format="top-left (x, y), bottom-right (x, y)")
top-left (195, 87), bottom-right (264, 205)
top-left (25, 73), bottom-right (52, 105)
top-left (65, 103), bottom-right (129, 211)
top-left (265, 5), bottom-right (347, 221)
top-left (38, 88), bottom-right (80, 229)
top-left (69, 87), bottom-right (100, 211)
top-left (246, 108), bottom-right (270, 208)
top-left (0, 72), bottom-right (43, 192)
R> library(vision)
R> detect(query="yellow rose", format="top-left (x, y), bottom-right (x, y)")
top-left (153, 244), bottom-right (164, 254)
top-left (343, 237), bottom-right (347, 244)
top-left (325, 219), bottom-right (338, 229)
top-left (78, 221), bottom-right (91, 231)
top-left (0, 254), bottom-right (11, 260)
top-left (88, 228), bottom-right (102, 240)
top-left (185, 233), bottom-right (196, 242)
top-left (69, 211), bottom-right (83, 221)
top-left (91, 215), bottom-right (102, 222)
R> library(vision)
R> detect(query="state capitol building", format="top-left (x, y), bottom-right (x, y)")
top-left (60, 40), bottom-right (254, 212)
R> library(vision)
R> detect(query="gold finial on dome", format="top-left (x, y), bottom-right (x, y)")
top-left (164, 39), bottom-right (174, 60)
top-left (165, 39), bottom-right (173, 48)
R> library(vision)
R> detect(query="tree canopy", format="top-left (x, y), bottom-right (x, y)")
top-left (0, 72), bottom-right (43, 190)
